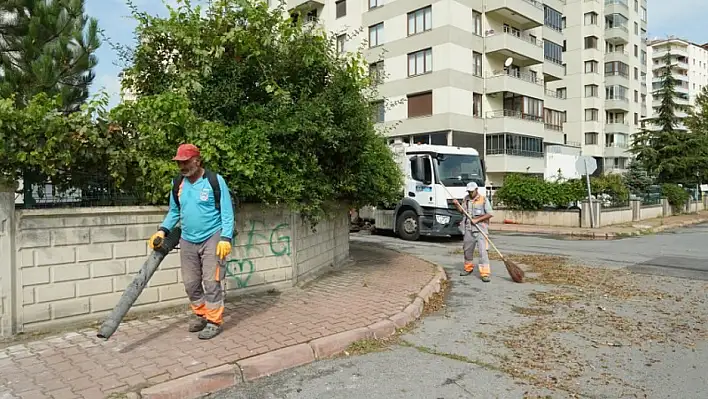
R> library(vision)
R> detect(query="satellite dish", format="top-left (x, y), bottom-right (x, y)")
top-left (504, 57), bottom-right (514, 67)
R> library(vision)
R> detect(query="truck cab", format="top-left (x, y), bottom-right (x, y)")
top-left (361, 143), bottom-right (486, 241)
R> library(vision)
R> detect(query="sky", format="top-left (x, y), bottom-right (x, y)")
top-left (86, 0), bottom-right (708, 110)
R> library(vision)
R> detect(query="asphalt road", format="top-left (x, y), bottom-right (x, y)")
top-left (207, 225), bottom-right (708, 399)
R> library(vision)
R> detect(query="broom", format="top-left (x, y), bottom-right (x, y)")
top-left (441, 184), bottom-right (525, 283)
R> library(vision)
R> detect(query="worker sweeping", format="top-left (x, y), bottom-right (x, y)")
top-left (455, 182), bottom-right (494, 282)
top-left (148, 144), bottom-right (235, 339)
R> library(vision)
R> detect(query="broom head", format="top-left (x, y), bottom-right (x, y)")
top-left (504, 258), bottom-right (525, 283)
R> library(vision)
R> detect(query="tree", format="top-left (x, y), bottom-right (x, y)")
top-left (629, 46), bottom-right (707, 184)
top-left (0, 0), bottom-right (101, 112)
top-left (622, 160), bottom-right (653, 195)
top-left (684, 86), bottom-right (708, 183)
top-left (109, 0), bottom-right (403, 222)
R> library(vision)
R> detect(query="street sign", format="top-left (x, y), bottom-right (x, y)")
top-left (575, 156), bottom-right (597, 175)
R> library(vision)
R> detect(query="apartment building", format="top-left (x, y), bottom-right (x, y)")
top-left (646, 37), bottom-right (708, 131)
top-left (275, 0), bottom-right (647, 183)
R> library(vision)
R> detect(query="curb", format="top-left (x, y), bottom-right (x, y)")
top-left (137, 264), bottom-right (448, 399)
top-left (491, 217), bottom-right (708, 240)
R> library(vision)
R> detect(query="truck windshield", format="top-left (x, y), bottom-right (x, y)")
top-left (436, 154), bottom-right (484, 187)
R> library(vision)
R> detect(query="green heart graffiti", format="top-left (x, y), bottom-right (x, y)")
top-left (226, 258), bottom-right (255, 288)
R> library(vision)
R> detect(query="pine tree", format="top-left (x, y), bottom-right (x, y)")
top-left (629, 45), bottom-right (703, 184)
top-left (0, 0), bottom-right (101, 112)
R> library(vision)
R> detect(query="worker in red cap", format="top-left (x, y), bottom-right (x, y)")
top-left (149, 144), bottom-right (235, 339)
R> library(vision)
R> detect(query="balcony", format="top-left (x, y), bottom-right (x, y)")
top-left (486, 70), bottom-right (544, 97)
top-left (486, 0), bottom-right (544, 30)
top-left (544, 89), bottom-right (566, 110)
top-left (653, 47), bottom-right (689, 59)
top-left (485, 29), bottom-right (544, 67)
top-left (605, 96), bottom-right (630, 111)
top-left (605, 50), bottom-right (629, 64)
top-left (543, 58), bottom-right (564, 81)
top-left (288, 0), bottom-right (324, 8)
top-left (605, 122), bottom-right (630, 134)
top-left (485, 109), bottom-right (545, 137)
top-left (604, 0), bottom-right (629, 15)
top-left (544, 124), bottom-right (565, 145)
top-left (604, 143), bottom-right (629, 158)
top-left (605, 25), bottom-right (629, 45)
top-left (485, 151), bottom-right (546, 174)
top-left (605, 71), bottom-right (629, 86)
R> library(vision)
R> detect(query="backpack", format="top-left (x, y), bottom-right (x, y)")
top-left (171, 169), bottom-right (238, 212)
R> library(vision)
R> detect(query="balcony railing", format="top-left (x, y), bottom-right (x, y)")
top-left (565, 141), bottom-right (581, 147)
top-left (489, 70), bottom-right (544, 85)
top-left (545, 89), bottom-right (566, 99)
top-left (605, 70), bottom-right (629, 78)
top-left (606, 96), bottom-right (629, 102)
top-left (606, 121), bottom-right (629, 126)
top-left (487, 148), bottom-right (545, 158)
top-left (605, 142), bottom-right (629, 148)
top-left (501, 25), bottom-right (543, 48)
top-left (606, 25), bottom-right (629, 33)
top-left (605, 0), bottom-right (628, 6)
top-left (486, 109), bottom-right (544, 122)
top-left (545, 56), bottom-right (563, 65)
top-left (545, 123), bottom-right (563, 131)
top-left (522, 0), bottom-right (544, 10)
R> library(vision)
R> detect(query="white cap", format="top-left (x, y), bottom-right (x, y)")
top-left (466, 182), bottom-right (478, 191)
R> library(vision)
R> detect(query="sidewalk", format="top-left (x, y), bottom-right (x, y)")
top-left (0, 243), bottom-right (445, 399)
top-left (489, 211), bottom-right (708, 239)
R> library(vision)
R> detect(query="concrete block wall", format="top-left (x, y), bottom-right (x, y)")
top-left (0, 196), bottom-right (349, 336)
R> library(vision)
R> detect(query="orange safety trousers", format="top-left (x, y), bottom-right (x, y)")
top-left (180, 232), bottom-right (227, 325)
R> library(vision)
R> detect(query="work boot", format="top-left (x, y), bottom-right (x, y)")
top-left (198, 322), bottom-right (223, 340)
top-left (481, 275), bottom-right (491, 283)
top-left (460, 263), bottom-right (475, 276)
top-left (188, 315), bottom-right (207, 332)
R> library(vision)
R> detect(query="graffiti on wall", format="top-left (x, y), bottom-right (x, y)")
top-left (225, 220), bottom-right (291, 288)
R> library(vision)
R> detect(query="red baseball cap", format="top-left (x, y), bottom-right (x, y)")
top-left (172, 144), bottom-right (200, 161)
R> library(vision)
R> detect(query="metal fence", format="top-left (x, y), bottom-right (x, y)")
top-left (15, 173), bottom-right (147, 209)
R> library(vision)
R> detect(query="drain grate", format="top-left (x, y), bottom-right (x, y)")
top-left (627, 256), bottom-right (708, 281)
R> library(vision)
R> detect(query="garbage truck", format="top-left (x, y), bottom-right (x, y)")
top-left (357, 143), bottom-right (487, 241)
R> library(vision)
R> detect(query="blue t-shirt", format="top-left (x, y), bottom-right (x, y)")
top-left (160, 173), bottom-right (235, 244)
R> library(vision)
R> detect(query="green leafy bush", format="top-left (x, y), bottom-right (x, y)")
top-left (661, 183), bottom-right (690, 214)
top-left (20, 0), bottom-right (401, 223)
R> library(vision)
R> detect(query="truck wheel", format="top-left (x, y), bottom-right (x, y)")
top-left (397, 210), bottom-right (420, 241)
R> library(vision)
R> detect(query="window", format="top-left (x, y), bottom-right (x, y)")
top-left (544, 5), bottom-right (562, 31)
top-left (634, 45), bottom-right (638, 57)
top-left (584, 36), bottom-right (598, 49)
top-left (556, 88), bottom-right (567, 99)
top-left (640, 7), bottom-right (647, 22)
top-left (585, 60), bottom-right (599, 73)
top-left (473, 10), bottom-right (482, 36)
top-left (544, 108), bottom-right (565, 131)
top-left (486, 134), bottom-right (543, 157)
top-left (336, 34), bottom-right (346, 54)
top-left (371, 101), bottom-right (384, 123)
top-left (544, 40), bottom-right (562, 64)
top-left (473, 93), bottom-right (482, 117)
top-left (369, 23), bottom-right (383, 47)
top-left (634, 113), bottom-right (639, 125)
top-left (503, 93), bottom-right (544, 120)
top-left (634, 0), bottom-right (638, 11)
top-left (584, 12), bottom-right (598, 25)
top-left (585, 132), bottom-right (599, 145)
top-left (606, 85), bottom-right (628, 100)
top-left (408, 48), bottom-right (432, 76)
top-left (634, 90), bottom-right (638, 102)
top-left (634, 22), bottom-right (638, 34)
top-left (634, 67), bottom-right (639, 80)
top-left (407, 91), bottom-right (433, 118)
top-left (336, 0), bottom-right (346, 19)
top-left (605, 133), bottom-right (628, 147)
top-left (585, 84), bottom-right (599, 97)
top-left (606, 13), bottom-right (628, 29)
top-left (408, 6), bottom-right (432, 36)
top-left (369, 61), bottom-right (384, 84)
top-left (369, 0), bottom-right (380, 9)
top-left (606, 112), bottom-right (625, 124)
top-left (641, 50), bottom-right (646, 64)
top-left (472, 52), bottom-right (482, 77)
top-left (605, 61), bottom-right (629, 77)
top-left (585, 108), bottom-right (599, 121)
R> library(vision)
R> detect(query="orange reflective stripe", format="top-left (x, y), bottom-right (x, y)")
top-left (464, 262), bottom-right (475, 272)
top-left (479, 264), bottom-right (490, 277)
top-left (215, 265), bottom-right (221, 282)
top-left (190, 303), bottom-right (206, 316)
top-left (205, 306), bottom-right (224, 325)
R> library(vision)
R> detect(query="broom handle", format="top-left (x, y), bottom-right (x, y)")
top-left (440, 184), bottom-right (506, 260)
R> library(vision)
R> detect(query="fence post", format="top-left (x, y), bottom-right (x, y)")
top-left (661, 197), bottom-right (671, 217)
top-left (0, 183), bottom-right (16, 337)
top-left (630, 199), bottom-right (641, 222)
